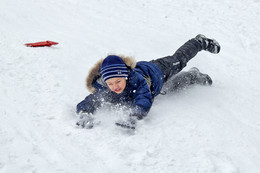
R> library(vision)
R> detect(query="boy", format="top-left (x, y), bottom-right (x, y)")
top-left (76, 34), bottom-right (220, 129)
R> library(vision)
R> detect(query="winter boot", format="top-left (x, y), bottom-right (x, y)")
top-left (189, 67), bottom-right (213, 85)
top-left (195, 34), bottom-right (220, 54)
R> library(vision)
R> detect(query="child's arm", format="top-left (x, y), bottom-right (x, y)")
top-left (76, 92), bottom-right (103, 114)
top-left (131, 74), bottom-right (153, 119)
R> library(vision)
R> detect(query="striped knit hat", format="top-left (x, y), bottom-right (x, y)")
top-left (101, 55), bottom-right (128, 82)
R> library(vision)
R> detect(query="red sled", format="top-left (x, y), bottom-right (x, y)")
top-left (25, 41), bottom-right (59, 47)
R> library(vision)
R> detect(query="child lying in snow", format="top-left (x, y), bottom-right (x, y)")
top-left (76, 34), bottom-right (220, 129)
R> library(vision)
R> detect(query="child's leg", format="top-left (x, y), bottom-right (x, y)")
top-left (150, 35), bottom-right (220, 83)
top-left (162, 67), bottom-right (212, 92)
top-left (150, 38), bottom-right (202, 82)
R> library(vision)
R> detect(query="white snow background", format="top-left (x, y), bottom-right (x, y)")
top-left (1, 0), bottom-right (260, 172)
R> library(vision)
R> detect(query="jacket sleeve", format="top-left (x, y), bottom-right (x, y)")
top-left (131, 73), bottom-right (153, 119)
top-left (76, 91), bottom-right (103, 114)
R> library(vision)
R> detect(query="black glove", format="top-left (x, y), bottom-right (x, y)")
top-left (115, 116), bottom-right (137, 130)
top-left (76, 112), bottom-right (99, 129)
top-left (130, 112), bottom-right (146, 120)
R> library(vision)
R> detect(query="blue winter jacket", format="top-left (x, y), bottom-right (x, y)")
top-left (76, 56), bottom-right (163, 119)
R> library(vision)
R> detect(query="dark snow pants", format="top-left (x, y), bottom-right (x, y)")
top-left (150, 38), bottom-right (208, 92)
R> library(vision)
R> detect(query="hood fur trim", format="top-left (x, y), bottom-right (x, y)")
top-left (86, 55), bottom-right (136, 93)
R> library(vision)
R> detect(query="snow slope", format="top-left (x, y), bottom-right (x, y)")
top-left (1, 0), bottom-right (260, 172)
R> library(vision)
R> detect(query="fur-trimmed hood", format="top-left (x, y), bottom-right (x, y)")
top-left (86, 55), bottom-right (136, 93)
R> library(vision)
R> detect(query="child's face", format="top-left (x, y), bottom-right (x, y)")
top-left (106, 77), bottom-right (126, 94)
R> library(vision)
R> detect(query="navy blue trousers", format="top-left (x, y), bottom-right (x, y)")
top-left (150, 38), bottom-right (209, 91)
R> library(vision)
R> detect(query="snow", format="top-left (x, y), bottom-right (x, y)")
top-left (1, 0), bottom-right (260, 172)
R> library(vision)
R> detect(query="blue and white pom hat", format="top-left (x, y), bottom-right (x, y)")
top-left (101, 55), bottom-right (128, 82)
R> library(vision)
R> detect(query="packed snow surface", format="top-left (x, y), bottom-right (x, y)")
top-left (1, 0), bottom-right (260, 172)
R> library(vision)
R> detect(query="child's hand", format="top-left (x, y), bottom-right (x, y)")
top-left (76, 112), bottom-right (100, 129)
top-left (130, 113), bottom-right (145, 120)
top-left (115, 116), bottom-right (137, 130)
